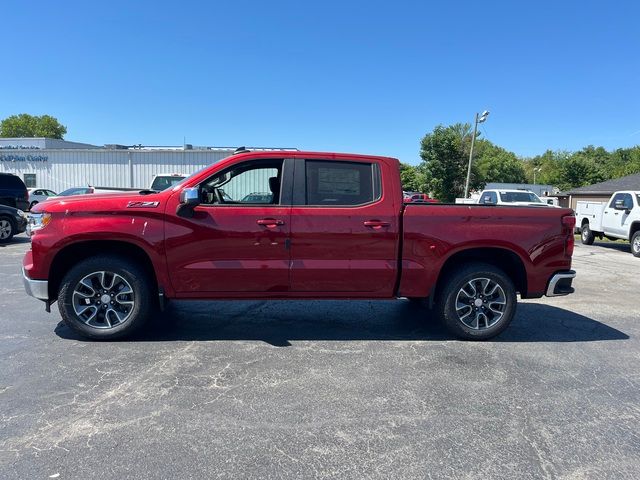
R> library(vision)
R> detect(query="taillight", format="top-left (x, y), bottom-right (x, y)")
top-left (23, 189), bottom-right (29, 200)
top-left (562, 215), bottom-right (576, 257)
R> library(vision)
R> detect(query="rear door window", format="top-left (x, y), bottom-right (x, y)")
top-left (304, 160), bottom-right (381, 206)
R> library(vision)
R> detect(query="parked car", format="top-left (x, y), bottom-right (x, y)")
top-left (477, 189), bottom-right (555, 207)
top-left (150, 173), bottom-right (187, 191)
top-left (404, 192), bottom-right (439, 203)
top-left (28, 188), bottom-right (57, 210)
top-left (23, 150), bottom-right (576, 341)
top-left (0, 173), bottom-right (29, 211)
top-left (576, 191), bottom-right (640, 257)
top-left (55, 187), bottom-right (96, 197)
top-left (0, 204), bottom-right (27, 242)
top-left (241, 192), bottom-right (273, 203)
top-left (50, 186), bottom-right (134, 199)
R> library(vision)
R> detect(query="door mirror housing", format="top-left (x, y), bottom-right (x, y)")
top-left (177, 187), bottom-right (200, 217)
top-left (613, 199), bottom-right (631, 213)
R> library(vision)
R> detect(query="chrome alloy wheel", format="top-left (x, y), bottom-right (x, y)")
top-left (633, 236), bottom-right (640, 254)
top-left (455, 277), bottom-right (507, 330)
top-left (72, 271), bottom-right (135, 329)
top-left (0, 219), bottom-right (12, 240)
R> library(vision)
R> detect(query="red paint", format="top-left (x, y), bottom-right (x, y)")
top-left (25, 150), bottom-right (575, 303)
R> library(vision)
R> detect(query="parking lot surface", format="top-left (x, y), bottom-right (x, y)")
top-left (1, 237), bottom-right (639, 479)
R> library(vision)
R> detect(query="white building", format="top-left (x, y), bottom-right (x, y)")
top-left (0, 138), bottom-right (293, 192)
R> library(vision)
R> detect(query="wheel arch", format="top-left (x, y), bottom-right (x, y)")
top-left (433, 247), bottom-right (527, 303)
top-left (48, 240), bottom-right (158, 300)
top-left (629, 221), bottom-right (640, 242)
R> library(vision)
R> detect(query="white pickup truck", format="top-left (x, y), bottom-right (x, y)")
top-left (576, 190), bottom-right (640, 257)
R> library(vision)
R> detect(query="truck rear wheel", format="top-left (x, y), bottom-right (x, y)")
top-left (437, 263), bottom-right (517, 340)
top-left (632, 231), bottom-right (640, 258)
top-left (58, 255), bottom-right (154, 340)
top-left (581, 223), bottom-right (595, 245)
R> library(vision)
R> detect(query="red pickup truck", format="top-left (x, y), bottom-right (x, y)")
top-left (23, 150), bottom-right (576, 341)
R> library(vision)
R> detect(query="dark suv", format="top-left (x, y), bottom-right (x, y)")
top-left (0, 173), bottom-right (29, 211)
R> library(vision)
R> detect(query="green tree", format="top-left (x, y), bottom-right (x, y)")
top-left (0, 114), bottom-right (67, 139)
top-left (474, 141), bottom-right (527, 185)
top-left (555, 155), bottom-right (605, 191)
top-left (399, 162), bottom-right (425, 191)
top-left (419, 123), bottom-right (482, 202)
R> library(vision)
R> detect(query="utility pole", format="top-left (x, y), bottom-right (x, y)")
top-left (464, 110), bottom-right (490, 198)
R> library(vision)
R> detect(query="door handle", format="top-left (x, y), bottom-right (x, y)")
top-left (257, 218), bottom-right (284, 227)
top-left (364, 220), bottom-right (390, 229)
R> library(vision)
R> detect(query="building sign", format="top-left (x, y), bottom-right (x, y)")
top-left (0, 154), bottom-right (48, 162)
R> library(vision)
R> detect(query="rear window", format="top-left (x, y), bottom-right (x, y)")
top-left (305, 161), bottom-right (381, 206)
top-left (0, 174), bottom-right (26, 190)
top-left (499, 191), bottom-right (541, 203)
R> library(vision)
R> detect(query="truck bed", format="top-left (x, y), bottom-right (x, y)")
top-left (399, 203), bottom-right (575, 299)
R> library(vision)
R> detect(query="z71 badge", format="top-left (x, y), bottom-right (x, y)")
top-left (127, 201), bottom-right (160, 208)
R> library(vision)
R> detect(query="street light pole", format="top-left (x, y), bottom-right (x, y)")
top-left (533, 167), bottom-right (542, 185)
top-left (464, 110), bottom-right (489, 198)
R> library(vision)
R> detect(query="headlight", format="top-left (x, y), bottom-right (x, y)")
top-left (17, 210), bottom-right (27, 218)
top-left (27, 213), bottom-right (52, 236)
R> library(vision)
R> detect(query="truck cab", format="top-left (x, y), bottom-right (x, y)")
top-left (576, 190), bottom-right (640, 256)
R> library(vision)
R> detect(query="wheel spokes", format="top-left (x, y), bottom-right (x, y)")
top-left (455, 277), bottom-right (507, 330)
top-left (72, 270), bottom-right (135, 330)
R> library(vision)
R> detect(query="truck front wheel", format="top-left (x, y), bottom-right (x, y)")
top-left (631, 231), bottom-right (640, 258)
top-left (438, 263), bottom-right (517, 340)
top-left (581, 223), bottom-right (595, 245)
top-left (58, 255), bottom-right (154, 340)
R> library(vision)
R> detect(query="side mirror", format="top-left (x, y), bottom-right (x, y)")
top-left (613, 199), bottom-right (631, 212)
top-left (177, 187), bottom-right (200, 217)
top-left (483, 198), bottom-right (496, 205)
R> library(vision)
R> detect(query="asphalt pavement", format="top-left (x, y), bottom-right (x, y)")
top-left (1, 235), bottom-right (639, 479)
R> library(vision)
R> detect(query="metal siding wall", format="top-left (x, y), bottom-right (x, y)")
top-left (0, 149), bottom-right (234, 192)
top-left (224, 168), bottom-right (276, 200)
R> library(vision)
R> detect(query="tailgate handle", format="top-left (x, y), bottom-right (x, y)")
top-left (257, 218), bottom-right (284, 227)
top-left (364, 220), bottom-right (390, 229)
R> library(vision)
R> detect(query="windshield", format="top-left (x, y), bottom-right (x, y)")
top-left (499, 191), bottom-right (542, 203)
top-left (151, 175), bottom-right (186, 191)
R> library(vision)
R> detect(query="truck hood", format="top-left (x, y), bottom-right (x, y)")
top-left (32, 191), bottom-right (167, 213)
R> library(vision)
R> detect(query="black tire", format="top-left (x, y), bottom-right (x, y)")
top-left (437, 262), bottom-right (517, 340)
top-left (631, 231), bottom-right (640, 258)
top-left (58, 255), bottom-right (155, 340)
top-left (0, 216), bottom-right (15, 243)
top-left (29, 201), bottom-right (38, 210)
top-left (581, 223), bottom-right (595, 245)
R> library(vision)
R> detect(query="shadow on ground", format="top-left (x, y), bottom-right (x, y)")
top-left (588, 241), bottom-right (631, 254)
top-left (0, 235), bottom-right (30, 247)
top-left (55, 300), bottom-right (629, 346)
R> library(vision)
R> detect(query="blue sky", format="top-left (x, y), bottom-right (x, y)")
top-left (2, 0), bottom-right (639, 164)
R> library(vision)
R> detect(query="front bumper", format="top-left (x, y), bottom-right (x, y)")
top-left (545, 270), bottom-right (576, 297)
top-left (22, 267), bottom-right (49, 300)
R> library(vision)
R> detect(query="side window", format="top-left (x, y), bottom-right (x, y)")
top-left (480, 192), bottom-right (497, 204)
top-left (622, 193), bottom-right (634, 210)
top-left (609, 193), bottom-right (624, 208)
top-left (304, 160), bottom-right (381, 206)
top-left (200, 159), bottom-right (283, 205)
